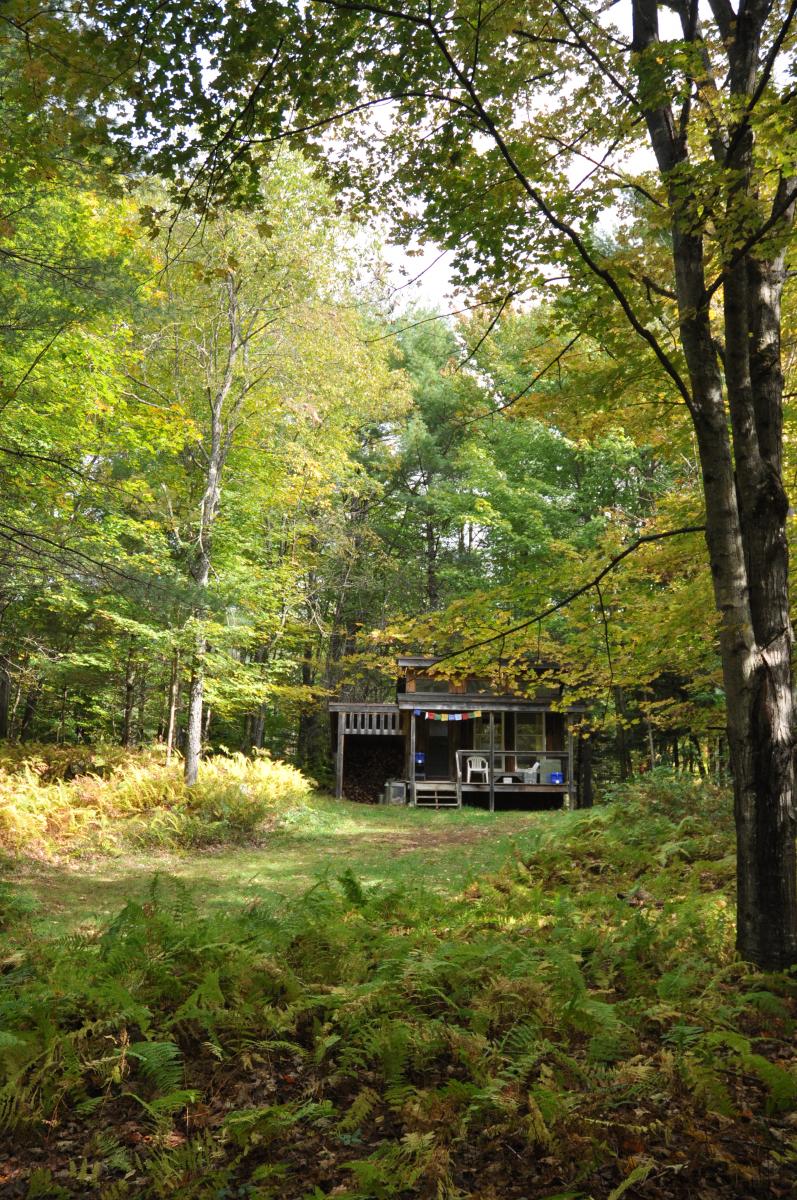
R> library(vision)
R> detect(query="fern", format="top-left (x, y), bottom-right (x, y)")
top-left (742, 1053), bottom-right (797, 1114)
top-left (346, 1131), bottom-right (439, 1198)
top-left (128, 1040), bottom-right (184, 1092)
top-left (1, 771), bottom-right (791, 1196)
top-left (338, 1086), bottom-right (380, 1132)
top-left (337, 868), bottom-right (367, 907)
top-left (89, 1131), bottom-right (134, 1176)
top-left (24, 1168), bottom-right (71, 1199)
top-left (680, 1053), bottom-right (736, 1116)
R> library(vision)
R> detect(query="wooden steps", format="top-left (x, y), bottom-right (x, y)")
top-left (412, 781), bottom-right (461, 808)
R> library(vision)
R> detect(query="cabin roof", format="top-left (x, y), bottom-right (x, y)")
top-left (398, 693), bottom-right (586, 713)
top-left (329, 698), bottom-right (587, 714)
top-left (396, 655), bottom-right (440, 668)
top-left (328, 702), bottom-right (400, 713)
top-left (396, 655), bottom-right (561, 672)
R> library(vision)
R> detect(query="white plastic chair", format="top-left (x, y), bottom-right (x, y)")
top-left (465, 755), bottom-right (490, 783)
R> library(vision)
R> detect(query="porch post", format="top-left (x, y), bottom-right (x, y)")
top-left (335, 714), bottom-right (345, 800)
top-left (488, 710), bottom-right (495, 813)
top-left (409, 711), bottom-right (416, 806)
top-left (579, 732), bottom-right (593, 809)
top-left (566, 719), bottom-right (575, 810)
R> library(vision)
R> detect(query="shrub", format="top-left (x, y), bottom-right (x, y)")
top-left (0, 747), bottom-right (315, 855)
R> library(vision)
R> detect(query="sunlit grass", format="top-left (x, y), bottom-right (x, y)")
top-left (12, 793), bottom-right (560, 932)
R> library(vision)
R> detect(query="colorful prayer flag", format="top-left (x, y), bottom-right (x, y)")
top-left (423, 709), bottom-right (482, 721)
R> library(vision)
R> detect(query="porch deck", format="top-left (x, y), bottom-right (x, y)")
top-left (411, 748), bottom-right (573, 809)
top-left (412, 779), bottom-right (570, 809)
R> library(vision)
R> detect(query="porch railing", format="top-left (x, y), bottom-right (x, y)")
top-left (410, 748), bottom-right (574, 809)
top-left (455, 748), bottom-right (569, 785)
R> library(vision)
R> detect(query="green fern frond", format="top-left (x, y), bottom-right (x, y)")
top-left (128, 1040), bottom-right (184, 1092)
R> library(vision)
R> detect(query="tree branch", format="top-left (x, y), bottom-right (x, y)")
top-left (427, 524), bottom-right (707, 666)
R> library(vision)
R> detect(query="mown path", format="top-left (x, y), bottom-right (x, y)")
top-left (15, 797), bottom-right (558, 931)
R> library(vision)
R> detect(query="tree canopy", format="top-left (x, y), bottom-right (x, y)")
top-left (2, 0), bottom-right (797, 967)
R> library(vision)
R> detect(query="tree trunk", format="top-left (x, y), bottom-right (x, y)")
top-left (633, 0), bottom-right (797, 968)
top-left (646, 718), bottom-right (655, 770)
top-left (0, 659), bottom-right (9, 740)
top-left (122, 642), bottom-right (136, 748)
top-left (425, 520), bottom-right (439, 609)
top-left (19, 686), bottom-right (37, 741)
top-left (57, 686), bottom-right (67, 744)
top-left (577, 733), bottom-right (593, 809)
top-left (165, 650), bottom-right (180, 765)
top-left (613, 686), bottom-right (632, 780)
top-left (690, 735), bottom-right (706, 779)
top-left (296, 643), bottom-right (320, 766)
top-left (137, 666), bottom-right (147, 745)
top-left (251, 706), bottom-right (266, 750)
top-left (184, 653), bottom-right (204, 785)
top-left (182, 273), bottom-right (243, 783)
top-left (244, 645), bottom-right (269, 750)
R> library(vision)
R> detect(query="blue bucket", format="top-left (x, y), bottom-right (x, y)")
top-left (414, 752), bottom-right (426, 766)
top-left (549, 771), bottom-right (564, 784)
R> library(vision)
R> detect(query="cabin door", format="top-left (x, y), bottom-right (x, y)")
top-left (426, 721), bottom-right (450, 778)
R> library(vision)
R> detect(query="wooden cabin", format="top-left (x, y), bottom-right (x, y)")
top-left (329, 656), bottom-right (590, 810)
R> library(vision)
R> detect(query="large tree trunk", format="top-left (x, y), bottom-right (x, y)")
top-left (183, 271), bottom-right (242, 785)
top-left (184, 444), bottom-right (221, 783)
top-left (633, 0), bottom-right (797, 968)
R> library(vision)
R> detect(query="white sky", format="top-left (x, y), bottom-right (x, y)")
top-left (383, 240), bottom-right (454, 311)
top-left (379, 1), bottom-right (685, 313)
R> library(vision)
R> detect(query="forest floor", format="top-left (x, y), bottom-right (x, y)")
top-left (14, 797), bottom-right (551, 932)
top-left (2, 769), bottom-right (796, 1200)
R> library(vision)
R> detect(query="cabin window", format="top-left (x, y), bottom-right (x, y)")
top-left (474, 714), bottom-right (505, 749)
top-left (514, 712), bottom-right (545, 752)
top-left (411, 675), bottom-right (451, 692)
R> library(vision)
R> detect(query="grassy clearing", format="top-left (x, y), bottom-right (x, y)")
top-left (1, 768), bottom-right (795, 1199)
top-left (13, 797), bottom-right (550, 933)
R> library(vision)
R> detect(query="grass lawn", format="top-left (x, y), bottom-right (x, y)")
top-left (13, 795), bottom-right (562, 931)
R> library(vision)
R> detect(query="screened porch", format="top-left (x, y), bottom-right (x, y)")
top-left (403, 703), bottom-right (576, 810)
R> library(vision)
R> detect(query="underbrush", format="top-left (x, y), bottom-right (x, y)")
top-left (0, 745), bottom-right (314, 855)
top-left (0, 772), bottom-right (794, 1198)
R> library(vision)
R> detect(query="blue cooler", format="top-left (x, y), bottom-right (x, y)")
top-left (549, 771), bottom-right (564, 784)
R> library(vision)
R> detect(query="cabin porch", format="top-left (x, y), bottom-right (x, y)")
top-left (330, 699), bottom-right (584, 810)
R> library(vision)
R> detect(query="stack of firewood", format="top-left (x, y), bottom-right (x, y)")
top-left (343, 738), bottom-right (404, 803)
